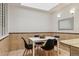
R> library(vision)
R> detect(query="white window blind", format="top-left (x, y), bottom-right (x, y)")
top-left (0, 3), bottom-right (8, 37)
top-left (0, 3), bottom-right (2, 36)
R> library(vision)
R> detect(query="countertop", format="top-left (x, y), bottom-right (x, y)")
top-left (60, 38), bottom-right (79, 48)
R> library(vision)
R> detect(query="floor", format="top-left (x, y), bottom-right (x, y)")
top-left (8, 49), bottom-right (24, 56)
top-left (8, 48), bottom-right (69, 56)
top-left (8, 49), bottom-right (57, 56)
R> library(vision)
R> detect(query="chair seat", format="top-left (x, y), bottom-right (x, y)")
top-left (41, 39), bottom-right (54, 51)
top-left (25, 44), bottom-right (33, 49)
top-left (35, 42), bottom-right (44, 45)
top-left (41, 46), bottom-right (54, 50)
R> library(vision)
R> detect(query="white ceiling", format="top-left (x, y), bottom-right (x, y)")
top-left (21, 3), bottom-right (59, 11)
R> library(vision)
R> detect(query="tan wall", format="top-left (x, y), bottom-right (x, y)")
top-left (0, 35), bottom-right (9, 56)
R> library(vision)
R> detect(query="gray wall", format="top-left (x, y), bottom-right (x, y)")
top-left (8, 4), bottom-right (51, 32)
top-left (50, 4), bottom-right (79, 33)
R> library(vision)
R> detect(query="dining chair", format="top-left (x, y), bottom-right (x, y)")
top-left (54, 36), bottom-right (60, 39)
top-left (34, 35), bottom-right (44, 45)
top-left (41, 39), bottom-right (55, 56)
top-left (34, 35), bottom-right (44, 55)
top-left (21, 37), bottom-right (33, 56)
top-left (34, 34), bottom-right (39, 37)
top-left (53, 36), bottom-right (60, 46)
top-left (54, 36), bottom-right (60, 55)
top-left (53, 39), bottom-right (57, 46)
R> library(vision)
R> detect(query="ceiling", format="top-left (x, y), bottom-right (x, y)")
top-left (21, 3), bottom-right (59, 11)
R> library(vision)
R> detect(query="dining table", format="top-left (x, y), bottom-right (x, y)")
top-left (29, 36), bottom-right (59, 56)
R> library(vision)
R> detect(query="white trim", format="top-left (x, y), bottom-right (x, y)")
top-left (0, 34), bottom-right (9, 40)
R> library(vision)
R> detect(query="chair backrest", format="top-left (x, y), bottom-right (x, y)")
top-left (45, 39), bottom-right (54, 48)
top-left (54, 36), bottom-right (60, 38)
top-left (21, 37), bottom-right (28, 47)
top-left (53, 39), bottom-right (57, 46)
top-left (34, 34), bottom-right (40, 37)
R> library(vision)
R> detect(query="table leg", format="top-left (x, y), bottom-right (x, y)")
top-left (70, 46), bottom-right (71, 56)
top-left (57, 40), bottom-right (59, 56)
top-left (33, 41), bottom-right (35, 56)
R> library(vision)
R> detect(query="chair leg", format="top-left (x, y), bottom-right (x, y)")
top-left (49, 51), bottom-right (51, 56)
top-left (25, 49), bottom-right (29, 56)
top-left (50, 50), bottom-right (53, 56)
top-left (26, 49), bottom-right (29, 56)
top-left (51, 50), bottom-right (53, 56)
top-left (45, 49), bottom-right (53, 56)
top-left (29, 49), bottom-right (32, 56)
top-left (30, 49), bottom-right (33, 56)
top-left (35, 45), bottom-right (40, 56)
top-left (59, 49), bottom-right (61, 54)
top-left (37, 47), bottom-right (38, 56)
top-left (39, 46), bottom-right (43, 56)
top-left (25, 49), bottom-right (32, 56)
top-left (48, 51), bottom-right (51, 56)
top-left (52, 49), bottom-right (55, 56)
top-left (30, 50), bottom-right (32, 56)
top-left (23, 49), bottom-right (27, 56)
top-left (40, 48), bottom-right (46, 56)
top-left (31, 49), bottom-right (33, 56)
top-left (45, 51), bottom-right (48, 56)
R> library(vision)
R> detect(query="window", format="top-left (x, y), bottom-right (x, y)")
top-left (0, 3), bottom-right (8, 37)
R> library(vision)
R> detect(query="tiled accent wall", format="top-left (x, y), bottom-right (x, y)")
top-left (0, 36), bottom-right (9, 56)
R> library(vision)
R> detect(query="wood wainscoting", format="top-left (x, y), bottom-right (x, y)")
top-left (9, 32), bottom-right (54, 51)
top-left (57, 32), bottom-right (79, 56)
top-left (0, 32), bottom-right (79, 56)
top-left (0, 35), bottom-right (9, 56)
top-left (9, 32), bottom-right (79, 56)
top-left (54, 32), bottom-right (79, 40)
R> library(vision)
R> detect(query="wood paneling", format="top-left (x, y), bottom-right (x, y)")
top-left (59, 42), bottom-right (70, 56)
top-left (0, 32), bottom-right (79, 55)
top-left (9, 32), bottom-right (79, 54)
top-left (53, 32), bottom-right (79, 40)
top-left (0, 35), bottom-right (9, 56)
top-left (71, 46), bottom-right (79, 56)
top-left (9, 32), bottom-right (54, 51)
